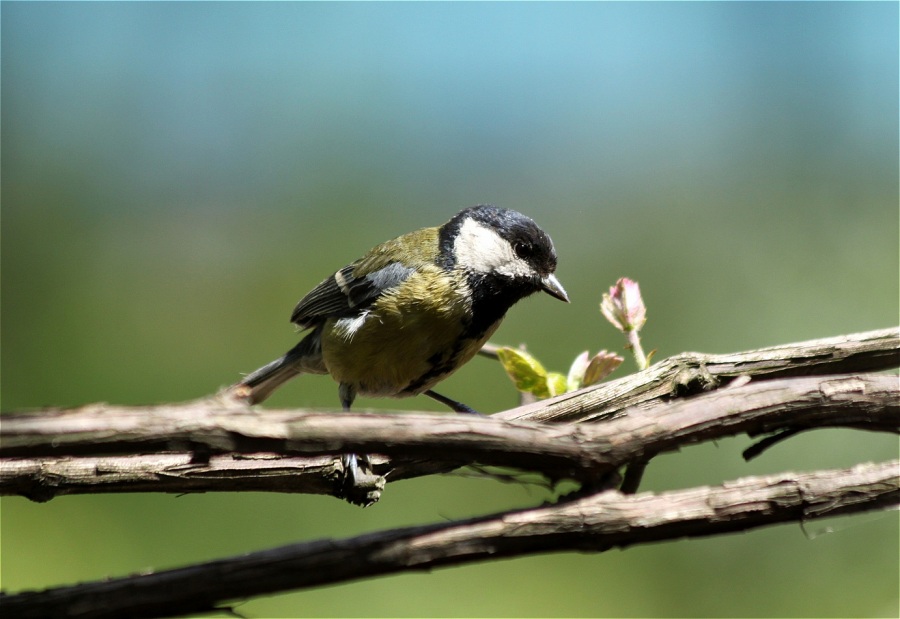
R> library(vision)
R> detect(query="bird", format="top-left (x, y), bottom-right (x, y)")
top-left (229, 204), bottom-right (568, 491)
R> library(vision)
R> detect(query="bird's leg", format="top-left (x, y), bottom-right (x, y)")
top-left (424, 390), bottom-right (485, 415)
top-left (337, 383), bottom-right (379, 506)
top-left (338, 383), bottom-right (365, 482)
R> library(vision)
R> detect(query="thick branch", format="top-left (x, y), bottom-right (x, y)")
top-left (386, 371), bottom-right (899, 481)
top-left (3, 374), bottom-right (897, 500)
top-left (2, 328), bottom-right (897, 501)
top-left (3, 460), bottom-right (896, 619)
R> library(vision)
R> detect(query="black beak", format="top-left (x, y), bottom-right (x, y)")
top-left (540, 273), bottom-right (569, 303)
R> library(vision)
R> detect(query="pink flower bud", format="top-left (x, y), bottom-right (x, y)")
top-left (600, 277), bottom-right (646, 333)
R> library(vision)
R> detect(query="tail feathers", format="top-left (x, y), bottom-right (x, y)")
top-left (229, 332), bottom-right (326, 405)
top-left (231, 355), bottom-right (303, 405)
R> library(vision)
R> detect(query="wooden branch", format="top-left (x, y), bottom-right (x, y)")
top-left (4, 460), bottom-right (896, 619)
top-left (1, 328), bottom-right (896, 502)
top-left (498, 326), bottom-right (900, 423)
top-left (3, 328), bottom-right (897, 616)
top-left (386, 371), bottom-right (899, 482)
top-left (3, 374), bottom-right (897, 501)
top-left (0, 454), bottom-right (342, 503)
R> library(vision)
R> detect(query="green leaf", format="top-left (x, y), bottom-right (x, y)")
top-left (546, 372), bottom-right (568, 397)
top-left (496, 347), bottom-right (549, 398)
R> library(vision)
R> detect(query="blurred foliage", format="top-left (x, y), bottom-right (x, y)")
top-left (2, 2), bottom-right (898, 617)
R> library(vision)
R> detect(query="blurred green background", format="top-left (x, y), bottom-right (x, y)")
top-left (2, 3), bottom-right (898, 617)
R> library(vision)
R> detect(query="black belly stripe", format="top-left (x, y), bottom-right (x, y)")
top-left (403, 344), bottom-right (464, 395)
top-left (403, 272), bottom-right (539, 395)
top-left (401, 325), bottom-right (494, 395)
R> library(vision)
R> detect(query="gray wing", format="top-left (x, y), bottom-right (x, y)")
top-left (290, 261), bottom-right (415, 328)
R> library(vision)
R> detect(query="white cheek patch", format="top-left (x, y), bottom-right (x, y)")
top-left (453, 218), bottom-right (534, 279)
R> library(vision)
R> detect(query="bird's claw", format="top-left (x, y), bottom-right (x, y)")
top-left (339, 453), bottom-right (384, 507)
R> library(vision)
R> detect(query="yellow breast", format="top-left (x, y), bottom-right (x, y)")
top-left (320, 267), bottom-right (492, 398)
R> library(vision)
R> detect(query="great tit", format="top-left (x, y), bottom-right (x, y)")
top-left (229, 205), bottom-right (567, 490)
top-left (232, 204), bottom-right (567, 408)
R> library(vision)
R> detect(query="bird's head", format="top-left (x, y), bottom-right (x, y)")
top-left (440, 204), bottom-right (569, 303)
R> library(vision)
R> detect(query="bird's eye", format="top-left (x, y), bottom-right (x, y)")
top-left (514, 241), bottom-right (531, 260)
